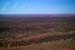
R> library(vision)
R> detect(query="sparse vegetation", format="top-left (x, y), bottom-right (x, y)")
top-left (0, 15), bottom-right (75, 50)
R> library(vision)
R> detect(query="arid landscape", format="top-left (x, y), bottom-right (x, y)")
top-left (0, 14), bottom-right (75, 50)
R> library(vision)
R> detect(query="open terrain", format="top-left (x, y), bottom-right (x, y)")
top-left (0, 14), bottom-right (75, 50)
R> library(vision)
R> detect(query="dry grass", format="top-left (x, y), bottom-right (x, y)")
top-left (9, 39), bottom-right (75, 50)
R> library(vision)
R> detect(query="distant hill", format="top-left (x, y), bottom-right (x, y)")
top-left (0, 14), bottom-right (75, 22)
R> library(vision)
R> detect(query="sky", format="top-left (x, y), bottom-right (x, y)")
top-left (0, 0), bottom-right (75, 14)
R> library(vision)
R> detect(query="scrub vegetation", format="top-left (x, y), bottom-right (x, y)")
top-left (0, 15), bottom-right (75, 50)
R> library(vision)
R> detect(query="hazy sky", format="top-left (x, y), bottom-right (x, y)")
top-left (0, 0), bottom-right (75, 14)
